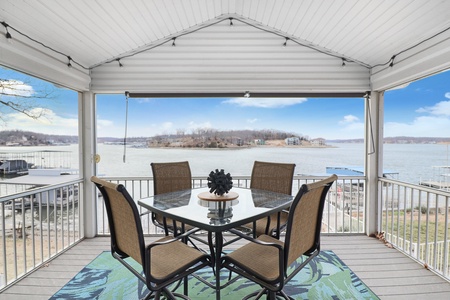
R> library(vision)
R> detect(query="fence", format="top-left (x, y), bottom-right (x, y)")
top-left (0, 179), bottom-right (83, 290)
top-left (99, 175), bottom-right (366, 235)
top-left (380, 178), bottom-right (450, 279)
top-left (0, 174), bottom-right (367, 291)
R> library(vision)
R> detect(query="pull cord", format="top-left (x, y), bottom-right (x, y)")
top-left (123, 91), bottom-right (129, 163)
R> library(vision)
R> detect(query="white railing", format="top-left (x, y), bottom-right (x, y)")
top-left (385, 233), bottom-right (450, 276)
top-left (0, 179), bottom-right (83, 291)
top-left (379, 178), bottom-right (450, 280)
top-left (99, 175), bottom-right (366, 235)
top-left (0, 174), bottom-right (366, 291)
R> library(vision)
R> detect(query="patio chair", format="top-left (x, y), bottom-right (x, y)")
top-left (222, 174), bottom-right (337, 300)
top-left (91, 176), bottom-right (211, 300)
top-left (244, 161), bottom-right (296, 238)
top-left (151, 161), bottom-right (193, 236)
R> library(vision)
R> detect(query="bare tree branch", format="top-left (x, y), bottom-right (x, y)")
top-left (0, 77), bottom-right (55, 124)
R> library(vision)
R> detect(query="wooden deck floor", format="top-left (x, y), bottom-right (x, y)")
top-left (2, 235), bottom-right (450, 299)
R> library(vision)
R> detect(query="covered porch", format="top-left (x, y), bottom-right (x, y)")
top-left (1, 0), bottom-right (450, 298)
top-left (2, 235), bottom-right (450, 299)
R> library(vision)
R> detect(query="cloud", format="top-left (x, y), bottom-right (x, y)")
top-left (161, 121), bottom-right (173, 131)
top-left (96, 118), bottom-right (116, 137)
top-left (0, 79), bottom-right (34, 97)
top-left (416, 100), bottom-right (450, 116)
top-left (445, 92), bottom-right (450, 99)
top-left (4, 108), bottom-right (78, 135)
top-left (247, 118), bottom-right (258, 123)
top-left (223, 98), bottom-right (307, 108)
top-left (187, 121), bottom-right (212, 132)
top-left (97, 119), bottom-right (114, 127)
top-left (334, 115), bottom-right (364, 137)
top-left (385, 115), bottom-right (450, 137)
top-left (339, 115), bottom-right (359, 124)
top-left (135, 98), bottom-right (154, 104)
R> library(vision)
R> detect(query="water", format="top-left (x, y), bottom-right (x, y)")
top-left (97, 143), bottom-right (449, 184)
top-left (2, 143), bottom-right (449, 185)
top-left (96, 143), bottom-right (364, 178)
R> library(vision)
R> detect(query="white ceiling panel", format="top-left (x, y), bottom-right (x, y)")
top-left (1, 0), bottom-right (450, 92)
top-left (90, 19), bottom-right (369, 94)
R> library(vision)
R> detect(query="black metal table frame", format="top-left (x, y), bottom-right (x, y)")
top-left (138, 187), bottom-right (293, 300)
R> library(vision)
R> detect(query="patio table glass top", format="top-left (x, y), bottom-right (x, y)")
top-left (137, 186), bottom-right (294, 232)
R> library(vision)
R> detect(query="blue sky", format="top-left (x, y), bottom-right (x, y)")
top-left (1, 67), bottom-right (449, 140)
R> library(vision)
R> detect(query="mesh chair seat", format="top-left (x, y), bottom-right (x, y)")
top-left (150, 236), bottom-right (207, 281)
top-left (226, 234), bottom-right (284, 283)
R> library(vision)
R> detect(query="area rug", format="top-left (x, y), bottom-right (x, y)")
top-left (50, 250), bottom-right (378, 299)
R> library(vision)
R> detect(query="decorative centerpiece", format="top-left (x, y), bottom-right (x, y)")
top-left (198, 169), bottom-right (238, 202)
top-left (207, 169), bottom-right (233, 196)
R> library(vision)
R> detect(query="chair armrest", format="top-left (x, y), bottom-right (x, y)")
top-left (147, 227), bottom-right (201, 249)
top-left (139, 210), bottom-right (151, 217)
top-left (228, 228), bottom-right (283, 250)
top-left (228, 228), bottom-right (256, 241)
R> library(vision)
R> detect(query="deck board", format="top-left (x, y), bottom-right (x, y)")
top-left (1, 235), bottom-right (449, 299)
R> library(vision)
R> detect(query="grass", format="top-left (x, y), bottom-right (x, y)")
top-left (382, 208), bottom-right (447, 244)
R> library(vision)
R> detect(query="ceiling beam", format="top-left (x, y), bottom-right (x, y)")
top-left (126, 92), bottom-right (365, 98)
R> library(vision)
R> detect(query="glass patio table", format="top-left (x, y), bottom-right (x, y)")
top-left (138, 186), bottom-right (294, 300)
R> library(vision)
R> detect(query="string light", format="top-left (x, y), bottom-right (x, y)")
top-left (0, 20), bottom-right (89, 70)
top-left (2, 15), bottom-right (450, 71)
top-left (341, 58), bottom-right (346, 67)
top-left (389, 55), bottom-right (396, 67)
top-left (1, 21), bottom-right (12, 42)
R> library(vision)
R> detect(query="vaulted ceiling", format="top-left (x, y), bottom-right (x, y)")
top-left (1, 0), bottom-right (450, 94)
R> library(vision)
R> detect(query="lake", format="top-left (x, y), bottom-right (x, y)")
top-left (2, 143), bottom-right (449, 185)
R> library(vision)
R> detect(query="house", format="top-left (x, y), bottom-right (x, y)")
top-left (285, 137), bottom-right (300, 145)
top-left (311, 138), bottom-right (326, 146)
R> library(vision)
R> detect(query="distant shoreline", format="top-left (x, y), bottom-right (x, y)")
top-left (146, 144), bottom-right (336, 150)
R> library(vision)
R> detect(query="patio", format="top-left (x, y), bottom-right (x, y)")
top-left (2, 0), bottom-right (450, 298)
top-left (2, 235), bottom-right (450, 300)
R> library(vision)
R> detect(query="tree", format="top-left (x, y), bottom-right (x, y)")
top-left (0, 76), bottom-right (53, 124)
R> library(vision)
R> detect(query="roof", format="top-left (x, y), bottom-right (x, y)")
top-left (2, 169), bottom-right (79, 186)
top-left (1, 0), bottom-right (450, 94)
top-left (326, 166), bottom-right (398, 176)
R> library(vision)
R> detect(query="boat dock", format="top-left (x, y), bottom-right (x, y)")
top-left (419, 166), bottom-right (450, 191)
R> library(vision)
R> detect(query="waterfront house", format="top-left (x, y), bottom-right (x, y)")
top-left (284, 137), bottom-right (300, 145)
top-left (311, 138), bottom-right (326, 146)
top-left (1, 1), bottom-right (450, 298)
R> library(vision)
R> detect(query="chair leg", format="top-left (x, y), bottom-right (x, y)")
top-left (242, 288), bottom-right (266, 300)
top-left (142, 290), bottom-right (155, 300)
top-left (242, 288), bottom-right (291, 300)
top-left (278, 290), bottom-right (294, 300)
top-left (161, 286), bottom-right (191, 300)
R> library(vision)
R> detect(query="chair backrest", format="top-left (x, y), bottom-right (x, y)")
top-left (284, 175), bottom-right (337, 268)
top-left (250, 161), bottom-right (296, 195)
top-left (151, 161), bottom-right (192, 195)
top-left (91, 176), bottom-right (145, 265)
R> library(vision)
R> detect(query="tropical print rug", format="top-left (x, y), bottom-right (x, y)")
top-left (50, 250), bottom-right (378, 299)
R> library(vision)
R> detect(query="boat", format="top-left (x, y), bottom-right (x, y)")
top-left (0, 159), bottom-right (29, 175)
top-left (323, 166), bottom-right (399, 211)
top-left (3, 168), bottom-right (79, 211)
top-left (325, 166), bottom-right (399, 179)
